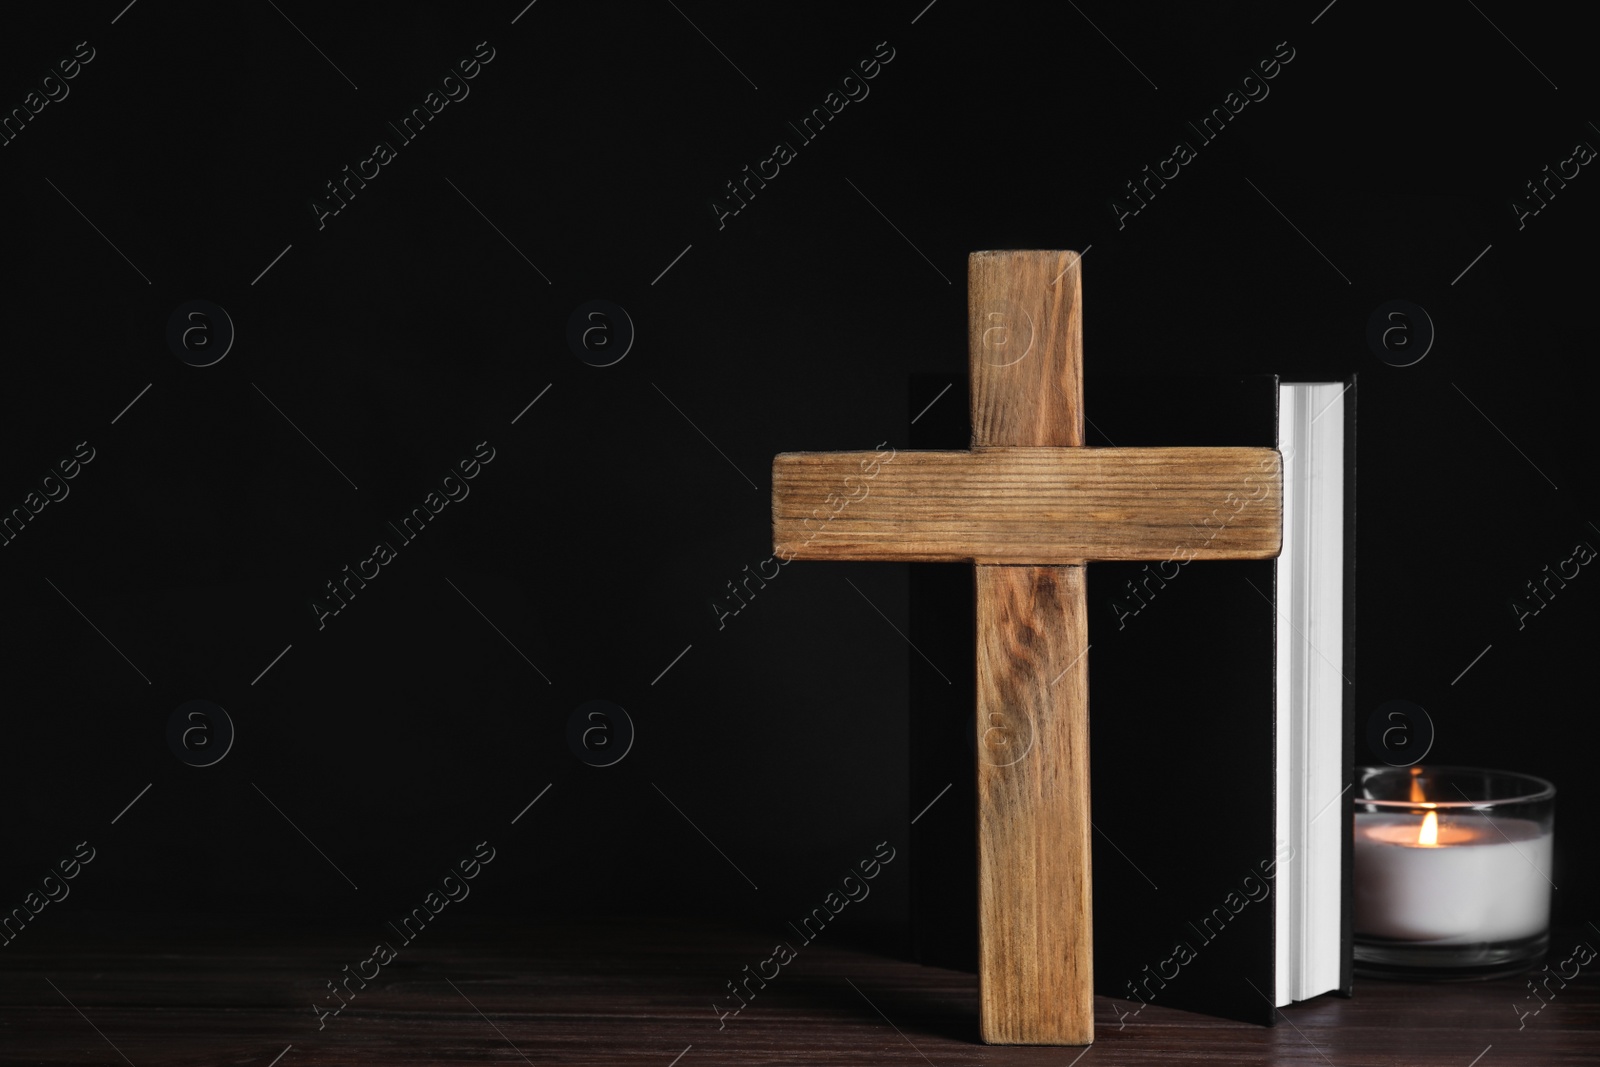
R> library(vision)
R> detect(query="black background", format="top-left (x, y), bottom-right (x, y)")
top-left (1, 0), bottom-right (1594, 962)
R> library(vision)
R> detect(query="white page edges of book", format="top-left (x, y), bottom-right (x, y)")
top-left (1275, 381), bottom-right (1346, 1005)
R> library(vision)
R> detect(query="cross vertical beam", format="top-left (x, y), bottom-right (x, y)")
top-left (970, 250), bottom-right (1092, 1044)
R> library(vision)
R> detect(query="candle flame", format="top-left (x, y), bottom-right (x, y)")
top-left (1418, 809), bottom-right (1439, 847)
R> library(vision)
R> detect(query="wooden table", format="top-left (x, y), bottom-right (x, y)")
top-left (3, 916), bottom-right (1594, 1065)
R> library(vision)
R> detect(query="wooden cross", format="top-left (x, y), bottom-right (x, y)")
top-left (770, 250), bottom-right (1283, 1045)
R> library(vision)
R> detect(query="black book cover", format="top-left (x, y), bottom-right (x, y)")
top-left (908, 372), bottom-right (1355, 1026)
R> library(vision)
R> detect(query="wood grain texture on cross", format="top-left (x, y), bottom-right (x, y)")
top-left (771, 250), bottom-right (1283, 1045)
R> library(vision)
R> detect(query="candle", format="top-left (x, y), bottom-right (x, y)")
top-left (1353, 766), bottom-right (1555, 976)
top-left (1354, 811), bottom-right (1553, 942)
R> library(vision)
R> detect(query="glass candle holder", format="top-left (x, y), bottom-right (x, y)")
top-left (1353, 765), bottom-right (1555, 979)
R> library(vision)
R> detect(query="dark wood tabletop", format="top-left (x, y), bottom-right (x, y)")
top-left (2, 916), bottom-right (1594, 1066)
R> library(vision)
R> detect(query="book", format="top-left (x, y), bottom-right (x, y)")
top-left (907, 371), bottom-right (1356, 1025)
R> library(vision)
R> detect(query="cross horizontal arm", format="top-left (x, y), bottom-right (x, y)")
top-left (772, 446), bottom-right (1282, 564)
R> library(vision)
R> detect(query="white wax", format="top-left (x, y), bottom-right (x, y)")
top-left (1353, 813), bottom-right (1553, 943)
